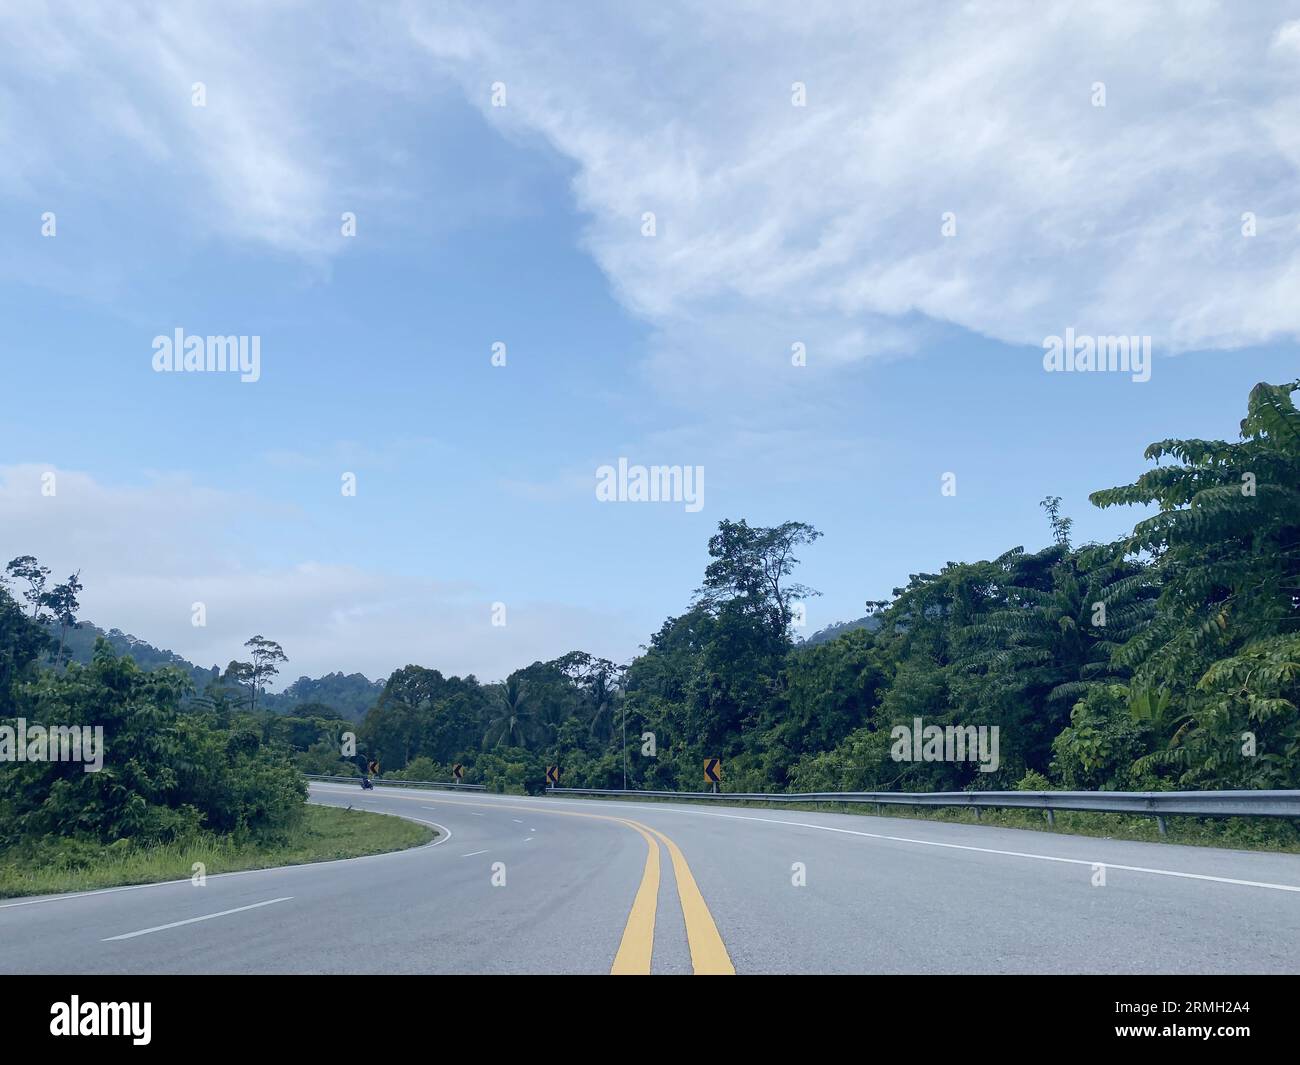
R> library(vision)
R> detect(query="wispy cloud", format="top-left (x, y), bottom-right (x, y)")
top-left (10, 3), bottom-right (1297, 366)
top-left (405, 1), bottom-right (1300, 364)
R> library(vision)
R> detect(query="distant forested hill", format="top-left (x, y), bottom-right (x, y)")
top-left (59, 621), bottom-right (219, 691)
top-left (266, 673), bottom-right (385, 720)
top-left (800, 615), bottom-right (882, 647)
top-left (55, 622), bottom-right (381, 719)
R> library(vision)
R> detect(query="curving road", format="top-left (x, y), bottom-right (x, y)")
top-left (2, 781), bottom-right (1298, 974)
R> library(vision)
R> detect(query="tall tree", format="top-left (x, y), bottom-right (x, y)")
top-left (554, 651), bottom-right (623, 742)
top-left (5, 556), bottom-right (51, 620)
top-left (696, 519), bottom-right (823, 641)
top-left (484, 675), bottom-right (532, 748)
top-left (1091, 379), bottom-right (1300, 786)
top-left (244, 635), bottom-right (289, 713)
top-left (43, 570), bottom-right (83, 665)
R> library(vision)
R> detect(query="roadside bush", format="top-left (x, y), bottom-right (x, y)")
top-left (0, 641), bottom-right (305, 848)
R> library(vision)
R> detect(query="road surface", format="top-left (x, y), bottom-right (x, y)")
top-left (2, 782), bottom-right (1298, 973)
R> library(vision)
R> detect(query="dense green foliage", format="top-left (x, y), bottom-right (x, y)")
top-left (2, 379), bottom-right (1296, 848)
top-left (0, 635), bottom-right (306, 853)
top-left (328, 380), bottom-right (1299, 798)
top-left (57, 624), bottom-right (383, 720)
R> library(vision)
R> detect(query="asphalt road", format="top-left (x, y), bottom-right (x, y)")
top-left (3, 782), bottom-right (1298, 974)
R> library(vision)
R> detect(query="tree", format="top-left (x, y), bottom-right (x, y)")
top-left (223, 660), bottom-right (256, 710)
top-left (0, 583), bottom-right (48, 711)
top-left (5, 556), bottom-right (51, 620)
top-left (1040, 495), bottom-right (1073, 549)
top-left (362, 665), bottom-right (492, 767)
top-left (42, 570), bottom-right (83, 665)
top-left (1090, 379), bottom-right (1300, 786)
top-left (2, 639), bottom-right (305, 846)
top-left (696, 520), bottom-right (823, 642)
top-left (553, 651), bottom-right (623, 742)
top-left (243, 635), bottom-right (288, 713)
top-left (484, 676), bottom-right (532, 748)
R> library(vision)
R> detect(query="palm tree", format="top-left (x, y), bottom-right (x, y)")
top-left (484, 676), bottom-right (532, 748)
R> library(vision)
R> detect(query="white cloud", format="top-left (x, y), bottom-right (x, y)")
top-left (404, 1), bottom-right (1300, 365)
top-left (0, 2), bottom-right (341, 257)
top-left (1272, 19), bottom-right (1300, 55)
top-left (0, 464), bottom-right (642, 685)
top-left (7, 2), bottom-right (1298, 366)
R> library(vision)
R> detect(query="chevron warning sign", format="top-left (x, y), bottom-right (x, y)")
top-left (546, 765), bottom-right (561, 786)
top-left (704, 757), bottom-right (722, 784)
top-left (452, 763), bottom-right (464, 781)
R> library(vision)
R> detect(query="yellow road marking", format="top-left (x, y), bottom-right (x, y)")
top-left (610, 822), bottom-right (660, 975)
top-left (411, 796), bottom-right (665, 974)
top-left (642, 824), bottom-right (735, 975)
top-left (314, 787), bottom-right (730, 975)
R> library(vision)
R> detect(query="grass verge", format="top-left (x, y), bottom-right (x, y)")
top-left (0, 803), bottom-right (434, 899)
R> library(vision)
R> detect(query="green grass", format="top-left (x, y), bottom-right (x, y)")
top-left (0, 803), bottom-right (435, 899)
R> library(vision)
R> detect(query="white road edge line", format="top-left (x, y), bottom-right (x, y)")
top-left (373, 787), bottom-right (1300, 895)
top-left (461, 850), bottom-right (488, 857)
top-left (103, 897), bottom-right (293, 941)
top-left (0, 799), bottom-right (450, 911)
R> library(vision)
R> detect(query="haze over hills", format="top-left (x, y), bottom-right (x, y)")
top-left (53, 614), bottom-right (866, 720)
top-left (57, 620), bottom-right (383, 720)
top-left (798, 615), bottom-right (882, 647)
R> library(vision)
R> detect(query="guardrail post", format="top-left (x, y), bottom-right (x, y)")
top-left (973, 807), bottom-right (981, 821)
top-left (1045, 808), bottom-right (1055, 828)
top-left (1156, 815), bottom-right (1168, 837)
top-left (875, 803), bottom-right (883, 816)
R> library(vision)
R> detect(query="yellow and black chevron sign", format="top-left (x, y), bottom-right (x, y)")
top-left (546, 765), bottom-right (561, 786)
top-left (704, 757), bottom-right (722, 784)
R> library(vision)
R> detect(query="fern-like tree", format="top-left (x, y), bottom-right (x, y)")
top-left (1090, 379), bottom-right (1300, 786)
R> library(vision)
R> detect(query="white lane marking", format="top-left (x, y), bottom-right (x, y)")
top-left (405, 816), bottom-right (453, 842)
top-left (524, 838), bottom-right (533, 843)
top-left (103, 897), bottom-right (293, 941)
top-left (425, 805), bottom-right (484, 818)
top-left (0, 801), bottom-right (449, 911)
top-left (373, 788), bottom-right (1300, 896)
top-left (670, 813), bottom-right (1300, 893)
top-left (461, 850), bottom-right (488, 858)
top-left (512, 819), bottom-right (523, 823)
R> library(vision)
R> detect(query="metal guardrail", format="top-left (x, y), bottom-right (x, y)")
top-left (306, 774), bottom-right (486, 791)
top-left (306, 772), bottom-right (1300, 832)
top-left (543, 786), bottom-right (1300, 833)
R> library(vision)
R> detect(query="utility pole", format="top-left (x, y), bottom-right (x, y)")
top-left (621, 700), bottom-right (627, 790)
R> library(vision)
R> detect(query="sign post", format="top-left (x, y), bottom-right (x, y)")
top-left (704, 757), bottom-right (722, 794)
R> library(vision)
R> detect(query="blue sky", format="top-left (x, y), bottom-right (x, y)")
top-left (1, 3), bottom-right (1298, 684)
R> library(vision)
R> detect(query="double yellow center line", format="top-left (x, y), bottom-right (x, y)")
top-left (608, 814), bottom-right (733, 975)
top-left (319, 787), bottom-right (734, 975)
